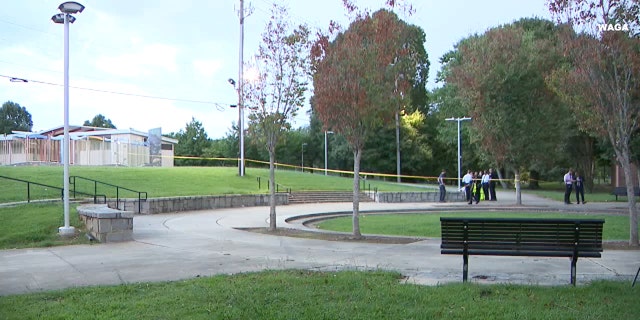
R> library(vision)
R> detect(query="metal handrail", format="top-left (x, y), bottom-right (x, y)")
top-left (256, 177), bottom-right (291, 194)
top-left (0, 175), bottom-right (105, 204)
top-left (69, 176), bottom-right (147, 213)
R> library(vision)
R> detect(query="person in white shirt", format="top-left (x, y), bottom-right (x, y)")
top-left (462, 170), bottom-right (474, 204)
top-left (481, 170), bottom-right (490, 201)
top-left (563, 169), bottom-right (575, 204)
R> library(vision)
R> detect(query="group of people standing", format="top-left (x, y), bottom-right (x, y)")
top-left (461, 169), bottom-right (498, 204)
top-left (564, 168), bottom-right (586, 204)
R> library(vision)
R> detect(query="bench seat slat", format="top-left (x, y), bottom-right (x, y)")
top-left (441, 249), bottom-right (602, 258)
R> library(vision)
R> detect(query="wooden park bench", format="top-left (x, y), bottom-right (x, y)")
top-left (611, 187), bottom-right (640, 201)
top-left (440, 217), bottom-right (604, 285)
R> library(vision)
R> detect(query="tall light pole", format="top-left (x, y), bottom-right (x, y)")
top-left (445, 117), bottom-right (471, 190)
top-left (233, 0), bottom-right (251, 177)
top-left (301, 143), bottom-right (307, 172)
top-left (228, 78), bottom-right (244, 176)
top-left (52, 1), bottom-right (84, 237)
top-left (324, 131), bottom-right (333, 176)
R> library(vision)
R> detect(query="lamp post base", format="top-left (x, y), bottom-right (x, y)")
top-left (58, 226), bottom-right (76, 237)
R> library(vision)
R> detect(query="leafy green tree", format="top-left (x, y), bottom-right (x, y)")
top-left (243, 4), bottom-right (311, 231)
top-left (0, 101), bottom-right (33, 134)
top-left (170, 117), bottom-right (211, 166)
top-left (83, 114), bottom-right (116, 128)
top-left (444, 18), bottom-right (572, 204)
top-left (312, 7), bottom-right (426, 237)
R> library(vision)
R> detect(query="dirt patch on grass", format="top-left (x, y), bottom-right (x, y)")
top-left (239, 228), bottom-right (639, 250)
top-left (238, 227), bottom-right (424, 244)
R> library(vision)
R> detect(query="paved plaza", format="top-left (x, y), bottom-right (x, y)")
top-left (1, 191), bottom-right (639, 296)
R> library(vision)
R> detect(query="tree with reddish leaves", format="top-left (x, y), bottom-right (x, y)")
top-left (548, 0), bottom-right (640, 246)
top-left (311, 4), bottom-right (426, 237)
top-left (444, 19), bottom-right (571, 205)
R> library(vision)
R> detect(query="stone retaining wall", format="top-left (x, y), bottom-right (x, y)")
top-left (374, 191), bottom-right (466, 203)
top-left (108, 194), bottom-right (289, 214)
top-left (78, 204), bottom-right (133, 242)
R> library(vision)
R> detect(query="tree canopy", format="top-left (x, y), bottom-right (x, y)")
top-left (442, 18), bottom-right (572, 203)
top-left (548, 0), bottom-right (640, 246)
top-left (0, 101), bottom-right (33, 134)
top-left (170, 117), bottom-right (211, 166)
top-left (83, 114), bottom-right (116, 129)
top-left (312, 8), bottom-right (428, 236)
top-left (244, 4), bottom-right (311, 231)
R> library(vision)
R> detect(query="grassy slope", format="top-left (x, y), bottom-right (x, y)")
top-left (0, 166), bottom-right (432, 202)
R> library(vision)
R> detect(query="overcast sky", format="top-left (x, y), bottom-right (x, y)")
top-left (0, 0), bottom-right (551, 139)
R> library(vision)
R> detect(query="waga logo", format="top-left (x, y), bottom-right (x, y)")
top-left (597, 23), bottom-right (630, 32)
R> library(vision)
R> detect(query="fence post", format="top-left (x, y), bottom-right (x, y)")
top-left (27, 182), bottom-right (30, 203)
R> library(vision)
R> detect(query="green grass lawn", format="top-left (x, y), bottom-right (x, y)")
top-left (0, 169), bottom-right (638, 316)
top-left (317, 211), bottom-right (635, 240)
top-left (0, 270), bottom-right (637, 320)
top-left (0, 203), bottom-right (89, 249)
top-left (0, 166), bottom-right (431, 203)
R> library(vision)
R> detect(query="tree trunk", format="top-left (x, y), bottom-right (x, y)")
top-left (268, 151), bottom-right (277, 232)
top-left (514, 169), bottom-right (522, 205)
top-left (616, 148), bottom-right (639, 246)
top-left (496, 168), bottom-right (508, 189)
top-left (352, 148), bottom-right (362, 238)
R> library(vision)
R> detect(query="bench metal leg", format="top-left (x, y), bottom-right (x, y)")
top-left (463, 254), bottom-right (468, 282)
top-left (633, 265), bottom-right (640, 287)
top-left (570, 255), bottom-right (578, 286)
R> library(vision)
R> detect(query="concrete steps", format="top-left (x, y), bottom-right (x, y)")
top-left (288, 191), bottom-right (374, 204)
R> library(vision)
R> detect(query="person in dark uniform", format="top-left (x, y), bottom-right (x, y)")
top-left (474, 171), bottom-right (482, 204)
top-left (489, 168), bottom-right (497, 201)
top-left (575, 171), bottom-right (586, 204)
top-left (437, 169), bottom-right (446, 202)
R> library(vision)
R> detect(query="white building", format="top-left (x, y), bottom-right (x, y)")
top-left (0, 126), bottom-right (177, 167)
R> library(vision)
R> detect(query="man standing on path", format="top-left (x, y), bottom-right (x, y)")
top-left (462, 170), bottom-right (474, 204)
top-left (564, 168), bottom-right (575, 204)
top-left (438, 169), bottom-right (447, 202)
top-left (575, 171), bottom-right (586, 204)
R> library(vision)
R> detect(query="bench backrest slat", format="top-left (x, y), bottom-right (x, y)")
top-left (440, 217), bottom-right (604, 253)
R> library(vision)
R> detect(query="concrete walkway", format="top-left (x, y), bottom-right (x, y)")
top-left (1, 190), bottom-right (639, 296)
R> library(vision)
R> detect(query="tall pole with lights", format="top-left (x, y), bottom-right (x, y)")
top-left (301, 143), bottom-right (307, 172)
top-left (324, 131), bottom-right (333, 176)
top-left (237, 0), bottom-right (246, 176)
top-left (52, 1), bottom-right (84, 236)
top-left (445, 117), bottom-right (471, 190)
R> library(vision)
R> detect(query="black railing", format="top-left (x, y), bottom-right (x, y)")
top-left (256, 177), bottom-right (291, 194)
top-left (360, 176), bottom-right (378, 199)
top-left (69, 176), bottom-right (147, 213)
top-left (0, 175), bottom-right (105, 204)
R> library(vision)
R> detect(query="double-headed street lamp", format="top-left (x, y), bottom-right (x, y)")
top-left (445, 117), bottom-right (471, 190)
top-left (324, 131), bottom-right (333, 176)
top-left (52, 1), bottom-right (84, 236)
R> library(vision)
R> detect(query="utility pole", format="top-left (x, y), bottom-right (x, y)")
top-left (236, 0), bottom-right (252, 176)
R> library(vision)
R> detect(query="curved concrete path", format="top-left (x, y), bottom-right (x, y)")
top-left (1, 191), bottom-right (639, 296)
